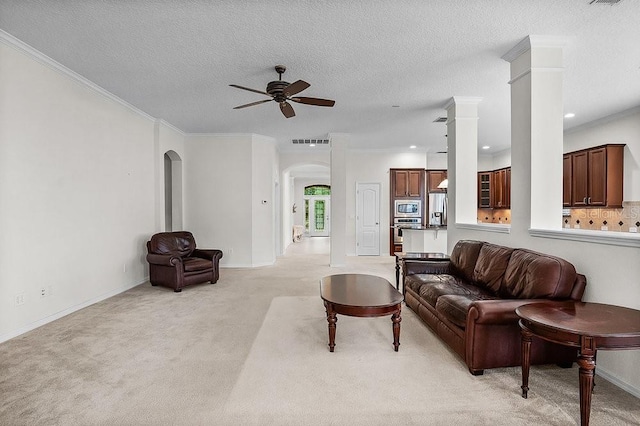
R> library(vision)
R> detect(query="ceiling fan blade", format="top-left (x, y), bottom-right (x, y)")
top-left (283, 80), bottom-right (310, 97)
top-left (280, 101), bottom-right (295, 118)
top-left (233, 99), bottom-right (273, 109)
top-left (290, 97), bottom-right (335, 107)
top-left (229, 84), bottom-right (270, 96)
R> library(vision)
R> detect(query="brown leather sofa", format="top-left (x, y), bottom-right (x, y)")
top-left (146, 231), bottom-right (223, 292)
top-left (403, 240), bottom-right (586, 375)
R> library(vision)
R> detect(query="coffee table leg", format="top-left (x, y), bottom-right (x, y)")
top-left (521, 326), bottom-right (532, 398)
top-left (578, 337), bottom-right (596, 426)
top-left (391, 306), bottom-right (402, 352)
top-left (324, 301), bottom-right (337, 352)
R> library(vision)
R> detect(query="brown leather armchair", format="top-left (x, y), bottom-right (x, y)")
top-left (146, 231), bottom-right (223, 292)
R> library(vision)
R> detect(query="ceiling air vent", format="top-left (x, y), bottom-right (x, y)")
top-left (433, 117), bottom-right (447, 123)
top-left (589, 0), bottom-right (622, 4)
top-left (292, 139), bottom-right (330, 145)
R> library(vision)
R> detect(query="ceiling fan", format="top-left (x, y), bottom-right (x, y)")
top-left (230, 65), bottom-right (335, 118)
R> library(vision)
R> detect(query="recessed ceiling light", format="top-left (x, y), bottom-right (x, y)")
top-left (409, 145), bottom-right (417, 149)
top-left (564, 113), bottom-right (575, 118)
top-left (482, 146), bottom-right (490, 150)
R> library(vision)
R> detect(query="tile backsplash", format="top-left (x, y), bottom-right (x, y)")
top-left (563, 201), bottom-right (640, 233)
top-left (477, 209), bottom-right (511, 224)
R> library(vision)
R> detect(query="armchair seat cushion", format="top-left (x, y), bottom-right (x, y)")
top-left (183, 257), bottom-right (213, 272)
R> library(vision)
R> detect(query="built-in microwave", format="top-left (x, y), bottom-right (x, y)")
top-left (394, 199), bottom-right (422, 218)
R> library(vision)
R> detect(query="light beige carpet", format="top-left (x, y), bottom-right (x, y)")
top-left (221, 296), bottom-right (638, 426)
top-left (0, 238), bottom-right (638, 425)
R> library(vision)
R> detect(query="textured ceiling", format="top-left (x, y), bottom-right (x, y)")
top-left (1, 0), bottom-right (639, 153)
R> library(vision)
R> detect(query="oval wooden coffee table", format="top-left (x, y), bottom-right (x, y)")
top-left (320, 273), bottom-right (404, 352)
top-left (517, 302), bottom-right (640, 426)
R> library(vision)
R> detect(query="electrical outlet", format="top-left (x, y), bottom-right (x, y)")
top-left (228, 248), bottom-right (234, 254)
top-left (630, 227), bottom-right (638, 233)
top-left (40, 287), bottom-right (47, 297)
top-left (15, 293), bottom-right (26, 306)
top-left (123, 263), bottom-right (127, 273)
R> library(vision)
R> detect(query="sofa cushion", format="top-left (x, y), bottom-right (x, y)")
top-left (407, 274), bottom-right (491, 308)
top-left (501, 249), bottom-right (578, 299)
top-left (449, 240), bottom-right (484, 283)
top-left (436, 293), bottom-right (498, 329)
top-left (472, 243), bottom-right (514, 293)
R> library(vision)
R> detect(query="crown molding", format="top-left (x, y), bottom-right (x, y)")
top-left (0, 29), bottom-right (158, 124)
top-left (156, 119), bottom-right (186, 136)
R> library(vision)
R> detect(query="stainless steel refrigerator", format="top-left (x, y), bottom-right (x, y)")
top-left (428, 192), bottom-right (447, 226)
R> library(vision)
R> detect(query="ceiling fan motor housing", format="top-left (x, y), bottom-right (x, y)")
top-left (267, 80), bottom-right (290, 102)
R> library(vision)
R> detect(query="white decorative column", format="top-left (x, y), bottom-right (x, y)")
top-left (502, 35), bottom-right (566, 232)
top-left (445, 96), bottom-right (482, 227)
top-left (329, 133), bottom-right (348, 267)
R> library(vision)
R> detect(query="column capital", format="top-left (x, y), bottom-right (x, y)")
top-left (502, 35), bottom-right (569, 63)
top-left (444, 96), bottom-right (483, 111)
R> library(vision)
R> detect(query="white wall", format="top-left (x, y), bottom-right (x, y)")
top-left (0, 39), bottom-right (155, 341)
top-left (184, 134), bottom-right (277, 267)
top-left (184, 134), bottom-right (253, 267)
top-left (251, 135), bottom-right (278, 266)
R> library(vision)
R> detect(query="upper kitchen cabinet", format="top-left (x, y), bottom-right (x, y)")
top-left (565, 144), bottom-right (624, 208)
top-left (563, 154), bottom-right (572, 207)
top-left (492, 167), bottom-right (511, 209)
top-left (427, 170), bottom-right (447, 193)
top-left (391, 169), bottom-right (425, 198)
top-left (477, 167), bottom-right (510, 209)
top-left (478, 172), bottom-right (492, 208)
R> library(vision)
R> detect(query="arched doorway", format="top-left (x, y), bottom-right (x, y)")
top-left (164, 150), bottom-right (183, 231)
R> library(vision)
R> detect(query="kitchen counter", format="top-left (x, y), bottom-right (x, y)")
top-left (401, 227), bottom-right (447, 253)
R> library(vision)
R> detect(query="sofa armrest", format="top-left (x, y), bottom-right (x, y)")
top-left (467, 299), bottom-right (570, 326)
top-left (146, 253), bottom-right (182, 267)
top-left (193, 249), bottom-right (223, 261)
top-left (403, 260), bottom-right (451, 276)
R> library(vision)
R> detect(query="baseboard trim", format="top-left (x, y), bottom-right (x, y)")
top-left (596, 366), bottom-right (640, 399)
top-left (0, 278), bottom-right (148, 344)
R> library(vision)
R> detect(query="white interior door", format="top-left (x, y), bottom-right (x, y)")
top-left (307, 197), bottom-right (330, 237)
top-left (356, 183), bottom-right (380, 255)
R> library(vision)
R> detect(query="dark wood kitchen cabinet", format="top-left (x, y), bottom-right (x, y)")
top-left (565, 144), bottom-right (624, 208)
top-left (492, 168), bottom-right (510, 209)
top-left (427, 170), bottom-right (447, 192)
top-left (477, 168), bottom-right (510, 209)
top-left (478, 172), bottom-right (492, 208)
top-left (563, 154), bottom-right (572, 207)
top-left (391, 169), bottom-right (424, 198)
